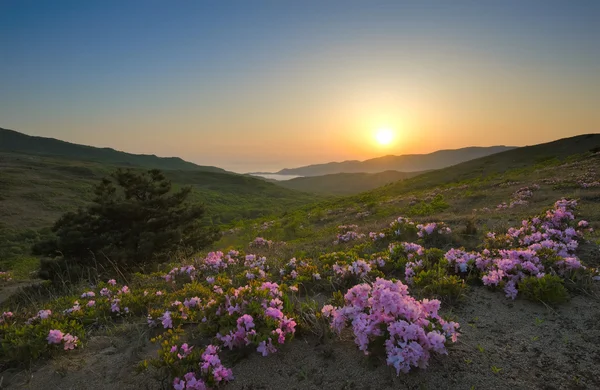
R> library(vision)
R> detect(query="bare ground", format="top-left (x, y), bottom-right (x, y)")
top-left (3, 285), bottom-right (599, 390)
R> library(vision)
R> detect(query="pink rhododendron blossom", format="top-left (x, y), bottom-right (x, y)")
top-left (161, 310), bottom-right (173, 329)
top-left (324, 278), bottom-right (459, 375)
top-left (62, 333), bottom-right (78, 350)
top-left (47, 329), bottom-right (63, 344)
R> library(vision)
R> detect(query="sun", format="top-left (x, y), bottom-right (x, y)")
top-left (375, 128), bottom-right (394, 145)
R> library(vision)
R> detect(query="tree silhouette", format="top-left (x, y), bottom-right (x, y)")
top-left (34, 169), bottom-right (219, 275)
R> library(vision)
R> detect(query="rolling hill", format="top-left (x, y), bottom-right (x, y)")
top-left (221, 133), bottom-right (600, 256)
top-left (272, 146), bottom-right (515, 176)
top-left (0, 127), bottom-right (226, 172)
top-left (376, 133), bottom-right (600, 196)
top-left (272, 170), bottom-right (423, 195)
top-left (0, 130), bottom-right (322, 260)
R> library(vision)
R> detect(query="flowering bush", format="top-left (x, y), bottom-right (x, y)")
top-left (334, 225), bottom-right (366, 244)
top-left (497, 185), bottom-right (539, 209)
top-left (449, 199), bottom-right (591, 301)
top-left (145, 330), bottom-right (233, 389)
top-left (322, 278), bottom-right (459, 374)
top-left (416, 222), bottom-right (452, 247)
top-left (250, 237), bottom-right (273, 248)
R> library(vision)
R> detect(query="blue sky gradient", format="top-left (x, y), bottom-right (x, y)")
top-left (1, 1), bottom-right (599, 171)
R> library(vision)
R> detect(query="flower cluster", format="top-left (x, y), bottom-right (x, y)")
top-left (416, 223), bottom-right (451, 237)
top-left (277, 257), bottom-right (320, 284)
top-left (173, 345), bottom-right (233, 389)
top-left (0, 311), bottom-right (14, 323)
top-left (454, 199), bottom-right (588, 299)
top-left (196, 251), bottom-right (239, 272)
top-left (334, 230), bottom-right (366, 244)
top-left (207, 282), bottom-right (296, 359)
top-left (165, 265), bottom-right (197, 283)
top-left (369, 232), bottom-right (386, 241)
top-left (26, 309), bottom-right (52, 324)
top-left (323, 278), bottom-right (459, 375)
top-left (250, 237), bottom-right (273, 248)
top-left (389, 216), bottom-right (416, 237)
top-left (497, 185), bottom-right (539, 209)
top-left (333, 259), bottom-right (372, 279)
top-left (47, 329), bottom-right (79, 350)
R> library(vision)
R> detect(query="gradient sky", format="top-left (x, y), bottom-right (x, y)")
top-left (1, 1), bottom-right (599, 172)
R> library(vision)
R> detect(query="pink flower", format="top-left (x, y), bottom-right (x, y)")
top-left (107, 279), bottom-right (117, 286)
top-left (80, 291), bottom-right (95, 298)
top-left (87, 300), bottom-right (95, 307)
top-left (161, 310), bottom-right (173, 329)
top-left (321, 305), bottom-right (335, 318)
top-left (256, 339), bottom-right (277, 356)
top-left (265, 307), bottom-right (284, 320)
top-left (63, 333), bottom-right (78, 350)
top-left (47, 329), bottom-right (64, 344)
top-left (173, 378), bottom-right (186, 390)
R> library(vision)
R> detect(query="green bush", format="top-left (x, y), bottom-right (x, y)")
top-left (407, 194), bottom-right (449, 216)
top-left (413, 267), bottom-right (466, 306)
top-left (519, 275), bottom-right (569, 305)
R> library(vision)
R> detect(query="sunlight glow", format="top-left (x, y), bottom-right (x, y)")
top-left (375, 128), bottom-right (394, 145)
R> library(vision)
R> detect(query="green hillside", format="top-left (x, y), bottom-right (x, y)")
top-left (273, 170), bottom-right (423, 195)
top-left (0, 128), bottom-right (226, 172)
top-left (377, 133), bottom-right (600, 195)
top-left (220, 133), bottom-right (600, 251)
top-left (0, 151), bottom-right (320, 260)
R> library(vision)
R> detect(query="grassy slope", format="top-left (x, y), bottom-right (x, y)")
top-left (0, 152), bottom-right (321, 261)
top-left (272, 170), bottom-right (423, 195)
top-left (0, 127), bottom-right (226, 173)
top-left (220, 134), bottom-right (600, 258)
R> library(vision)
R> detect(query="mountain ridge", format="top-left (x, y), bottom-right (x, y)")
top-left (0, 127), bottom-right (226, 173)
top-left (269, 146), bottom-right (516, 176)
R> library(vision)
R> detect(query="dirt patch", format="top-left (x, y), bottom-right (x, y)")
top-left (2, 326), bottom-right (162, 390)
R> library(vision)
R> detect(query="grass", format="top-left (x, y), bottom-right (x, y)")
top-left (0, 257), bottom-right (40, 281)
top-left (0, 151), bottom-right (322, 261)
top-left (270, 170), bottom-right (422, 195)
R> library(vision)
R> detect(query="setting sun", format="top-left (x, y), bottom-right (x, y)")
top-left (375, 128), bottom-right (394, 145)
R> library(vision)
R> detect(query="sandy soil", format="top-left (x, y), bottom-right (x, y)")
top-left (3, 285), bottom-right (599, 390)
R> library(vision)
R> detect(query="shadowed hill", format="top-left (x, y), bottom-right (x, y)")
top-left (274, 146), bottom-right (515, 176)
top-left (273, 170), bottom-right (423, 195)
top-left (0, 151), bottom-right (321, 260)
top-left (0, 127), bottom-right (226, 173)
top-left (377, 133), bottom-right (600, 196)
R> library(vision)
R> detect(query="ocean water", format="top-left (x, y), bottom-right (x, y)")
top-left (249, 173), bottom-right (302, 181)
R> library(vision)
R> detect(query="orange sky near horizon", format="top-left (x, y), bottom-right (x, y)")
top-left (1, 1), bottom-right (599, 172)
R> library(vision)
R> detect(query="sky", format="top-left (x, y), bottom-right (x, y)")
top-left (1, 0), bottom-right (599, 173)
